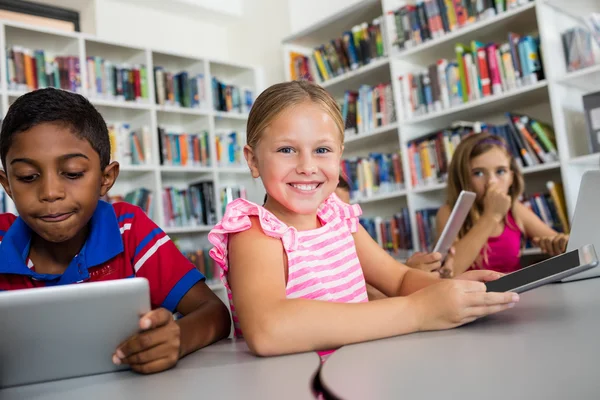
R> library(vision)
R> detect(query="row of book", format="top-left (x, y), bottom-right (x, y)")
top-left (407, 114), bottom-right (558, 188)
top-left (360, 209), bottom-right (414, 256)
top-left (311, 18), bottom-right (386, 83)
top-left (341, 152), bottom-right (405, 202)
top-left (341, 83), bottom-right (397, 135)
top-left (561, 27), bottom-right (597, 73)
top-left (6, 46), bottom-right (81, 93)
top-left (109, 123), bottom-right (152, 166)
top-left (386, 0), bottom-right (531, 51)
top-left (158, 128), bottom-right (211, 167)
top-left (215, 131), bottom-right (244, 167)
top-left (104, 188), bottom-right (154, 216)
top-left (288, 52), bottom-right (314, 82)
top-left (154, 67), bottom-right (207, 109)
top-left (163, 181), bottom-right (217, 228)
top-left (212, 77), bottom-right (253, 114)
top-left (523, 182), bottom-right (570, 236)
top-left (86, 57), bottom-right (149, 102)
top-left (179, 247), bottom-right (220, 283)
top-left (416, 207), bottom-right (438, 252)
top-left (397, 34), bottom-right (543, 121)
top-left (220, 185), bottom-right (247, 216)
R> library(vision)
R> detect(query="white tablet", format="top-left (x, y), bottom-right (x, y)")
top-left (0, 278), bottom-right (151, 388)
top-left (433, 190), bottom-right (476, 261)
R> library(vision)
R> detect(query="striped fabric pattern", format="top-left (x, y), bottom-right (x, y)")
top-left (208, 193), bottom-right (368, 338)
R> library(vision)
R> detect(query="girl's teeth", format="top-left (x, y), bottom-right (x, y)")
top-left (292, 184), bottom-right (318, 191)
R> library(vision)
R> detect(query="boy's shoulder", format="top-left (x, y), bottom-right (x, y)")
top-left (0, 212), bottom-right (19, 232)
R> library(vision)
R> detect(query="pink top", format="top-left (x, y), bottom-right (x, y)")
top-left (208, 193), bottom-right (369, 357)
top-left (471, 211), bottom-right (522, 273)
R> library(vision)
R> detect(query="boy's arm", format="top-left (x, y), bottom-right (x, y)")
top-left (175, 281), bottom-right (231, 358)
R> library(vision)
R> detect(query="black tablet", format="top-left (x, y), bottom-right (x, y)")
top-left (485, 244), bottom-right (598, 294)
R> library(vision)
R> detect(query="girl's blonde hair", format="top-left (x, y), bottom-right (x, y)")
top-left (446, 133), bottom-right (524, 263)
top-left (246, 80), bottom-right (345, 149)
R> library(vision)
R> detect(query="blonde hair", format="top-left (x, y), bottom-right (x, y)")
top-left (446, 133), bottom-right (524, 267)
top-left (246, 80), bottom-right (345, 149)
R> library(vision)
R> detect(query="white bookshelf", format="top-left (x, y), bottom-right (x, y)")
top-left (0, 20), bottom-right (265, 295)
top-left (282, 0), bottom-right (600, 254)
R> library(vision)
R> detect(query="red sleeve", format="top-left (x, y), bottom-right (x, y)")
top-left (126, 206), bottom-right (204, 311)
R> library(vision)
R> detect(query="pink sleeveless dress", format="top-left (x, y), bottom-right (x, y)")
top-left (208, 193), bottom-right (369, 358)
top-left (471, 211), bottom-right (522, 273)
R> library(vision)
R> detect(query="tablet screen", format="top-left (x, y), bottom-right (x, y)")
top-left (485, 249), bottom-right (580, 292)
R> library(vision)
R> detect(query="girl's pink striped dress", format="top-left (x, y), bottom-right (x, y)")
top-left (208, 193), bottom-right (369, 358)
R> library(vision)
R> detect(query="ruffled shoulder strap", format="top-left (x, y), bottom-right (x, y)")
top-left (208, 198), bottom-right (300, 273)
top-left (318, 193), bottom-right (363, 233)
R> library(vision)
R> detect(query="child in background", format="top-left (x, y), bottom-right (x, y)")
top-left (433, 133), bottom-right (568, 276)
top-left (208, 81), bottom-right (517, 357)
top-left (0, 88), bottom-right (231, 374)
top-left (335, 174), bottom-right (450, 299)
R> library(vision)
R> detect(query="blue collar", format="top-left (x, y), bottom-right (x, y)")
top-left (0, 200), bottom-right (124, 284)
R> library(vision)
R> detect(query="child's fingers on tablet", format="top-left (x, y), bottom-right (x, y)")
top-left (116, 324), bottom-right (177, 359)
top-left (140, 308), bottom-right (172, 330)
top-left (119, 343), bottom-right (173, 365)
top-left (467, 291), bottom-right (519, 307)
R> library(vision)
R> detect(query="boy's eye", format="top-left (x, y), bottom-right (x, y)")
top-left (277, 147), bottom-right (294, 154)
top-left (64, 172), bottom-right (84, 179)
top-left (316, 147), bottom-right (331, 154)
top-left (16, 174), bottom-right (38, 183)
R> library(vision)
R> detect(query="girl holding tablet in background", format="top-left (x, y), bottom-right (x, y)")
top-left (431, 133), bottom-right (569, 276)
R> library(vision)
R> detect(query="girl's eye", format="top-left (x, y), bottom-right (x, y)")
top-left (473, 171), bottom-right (484, 177)
top-left (316, 147), bottom-right (331, 154)
top-left (16, 174), bottom-right (38, 183)
top-left (497, 168), bottom-right (507, 175)
top-left (277, 147), bottom-right (294, 154)
top-left (64, 172), bottom-right (84, 179)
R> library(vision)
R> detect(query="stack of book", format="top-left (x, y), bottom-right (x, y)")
top-left (386, 0), bottom-right (532, 51)
top-left (341, 152), bottom-right (405, 201)
top-left (104, 188), bottom-right (154, 216)
top-left (415, 207), bottom-right (439, 252)
top-left (220, 185), bottom-right (247, 216)
top-left (158, 128), bottom-right (211, 167)
top-left (360, 210), bottom-right (414, 257)
top-left (6, 46), bottom-right (81, 92)
top-left (311, 17), bottom-right (386, 83)
top-left (215, 131), bottom-right (245, 167)
top-left (341, 83), bottom-right (396, 135)
top-left (86, 57), bottom-right (149, 102)
top-left (162, 181), bottom-right (216, 228)
top-left (397, 34), bottom-right (544, 121)
top-left (153, 67), bottom-right (206, 108)
top-left (211, 77), bottom-right (254, 113)
top-left (108, 123), bottom-right (152, 166)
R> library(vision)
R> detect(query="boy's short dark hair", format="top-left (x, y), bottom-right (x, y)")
top-left (0, 88), bottom-right (111, 170)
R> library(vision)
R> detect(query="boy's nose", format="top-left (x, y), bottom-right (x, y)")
top-left (39, 176), bottom-right (65, 202)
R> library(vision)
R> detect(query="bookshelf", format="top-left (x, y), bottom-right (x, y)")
top-left (282, 0), bottom-right (600, 256)
top-left (0, 20), bottom-right (265, 295)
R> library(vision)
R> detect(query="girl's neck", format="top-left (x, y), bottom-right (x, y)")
top-left (263, 198), bottom-right (321, 231)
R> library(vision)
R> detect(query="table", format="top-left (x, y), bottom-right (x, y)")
top-left (1, 339), bottom-right (321, 400)
top-left (320, 279), bottom-right (600, 400)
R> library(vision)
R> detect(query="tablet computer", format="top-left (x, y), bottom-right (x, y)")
top-left (0, 278), bottom-right (151, 388)
top-left (433, 190), bottom-right (476, 261)
top-left (485, 244), bottom-right (598, 294)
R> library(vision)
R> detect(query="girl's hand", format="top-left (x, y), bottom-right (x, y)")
top-left (483, 182), bottom-right (511, 222)
top-left (406, 251), bottom-right (443, 273)
top-left (532, 234), bottom-right (569, 256)
top-left (409, 279), bottom-right (519, 331)
top-left (113, 308), bottom-right (181, 374)
top-left (456, 269), bottom-right (504, 282)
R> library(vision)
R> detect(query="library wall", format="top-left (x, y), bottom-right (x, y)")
top-left (287, 0), bottom-right (363, 34)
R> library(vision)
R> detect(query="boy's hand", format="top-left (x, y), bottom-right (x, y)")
top-left (532, 234), bottom-right (569, 257)
top-left (406, 251), bottom-right (443, 273)
top-left (113, 308), bottom-right (181, 374)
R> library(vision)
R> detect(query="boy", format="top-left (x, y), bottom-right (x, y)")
top-left (0, 88), bottom-right (231, 374)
